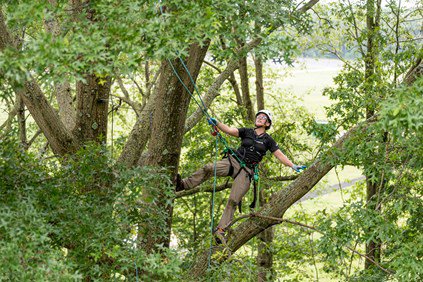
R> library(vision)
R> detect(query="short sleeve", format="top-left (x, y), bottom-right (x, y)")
top-left (237, 127), bottom-right (247, 138)
top-left (267, 136), bottom-right (279, 153)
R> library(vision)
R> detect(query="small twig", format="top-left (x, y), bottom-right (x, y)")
top-left (335, 166), bottom-right (345, 202)
top-left (224, 212), bottom-right (394, 274)
top-left (311, 7), bottom-right (335, 29)
top-left (348, 240), bottom-right (359, 278)
top-left (111, 94), bottom-right (140, 115)
top-left (203, 60), bottom-right (222, 73)
top-left (131, 77), bottom-right (144, 97)
top-left (26, 129), bottom-right (42, 148)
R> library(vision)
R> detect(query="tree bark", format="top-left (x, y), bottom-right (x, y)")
top-left (364, 0), bottom-right (382, 269)
top-left (73, 75), bottom-right (111, 144)
top-left (117, 92), bottom-right (156, 167)
top-left (141, 42), bottom-right (209, 252)
top-left (17, 94), bottom-right (27, 148)
top-left (1, 9), bottom-right (79, 156)
top-left (239, 56), bottom-right (255, 121)
top-left (257, 188), bottom-right (274, 282)
top-left (188, 117), bottom-right (376, 278)
top-left (184, 38), bottom-right (263, 132)
top-left (230, 72), bottom-right (243, 106)
top-left (255, 54), bottom-right (272, 281)
top-left (255, 56), bottom-right (264, 111)
top-left (54, 82), bottom-right (76, 131)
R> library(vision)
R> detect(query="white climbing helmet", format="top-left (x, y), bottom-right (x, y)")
top-left (256, 110), bottom-right (273, 128)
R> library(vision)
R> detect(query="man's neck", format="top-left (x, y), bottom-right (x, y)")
top-left (254, 127), bottom-right (266, 135)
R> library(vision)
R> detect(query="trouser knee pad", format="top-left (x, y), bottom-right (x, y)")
top-left (203, 164), bottom-right (214, 177)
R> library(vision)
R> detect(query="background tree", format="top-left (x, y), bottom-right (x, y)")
top-left (306, 0), bottom-right (422, 280)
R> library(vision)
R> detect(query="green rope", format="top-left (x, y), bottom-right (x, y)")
top-left (179, 56), bottom-right (209, 111)
top-left (208, 133), bottom-right (219, 268)
top-left (255, 165), bottom-right (260, 209)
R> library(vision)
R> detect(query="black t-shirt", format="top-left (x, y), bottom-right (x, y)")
top-left (235, 128), bottom-right (279, 165)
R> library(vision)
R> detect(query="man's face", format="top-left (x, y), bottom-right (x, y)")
top-left (255, 114), bottom-right (270, 128)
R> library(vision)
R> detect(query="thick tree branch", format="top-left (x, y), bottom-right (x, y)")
top-left (176, 181), bottom-right (231, 198)
top-left (267, 175), bottom-right (298, 181)
top-left (176, 174), bottom-right (298, 198)
top-left (189, 116), bottom-right (377, 277)
top-left (15, 81), bottom-right (79, 155)
top-left (1, 10), bottom-right (78, 155)
top-left (298, 0), bottom-right (321, 14)
top-left (183, 0), bottom-right (321, 132)
top-left (184, 38), bottom-right (262, 132)
top-left (117, 91), bottom-right (156, 168)
top-left (226, 212), bottom-right (393, 274)
top-left (44, 0), bottom-right (76, 131)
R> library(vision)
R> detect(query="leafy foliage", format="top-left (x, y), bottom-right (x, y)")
top-left (0, 0), bottom-right (421, 280)
top-left (0, 138), bottom-right (183, 280)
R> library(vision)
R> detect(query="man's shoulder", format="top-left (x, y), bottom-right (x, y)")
top-left (238, 127), bottom-right (254, 135)
top-left (263, 133), bottom-right (277, 143)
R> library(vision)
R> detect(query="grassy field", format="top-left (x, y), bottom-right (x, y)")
top-left (270, 58), bottom-right (362, 186)
top-left (269, 58), bottom-right (366, 280)
top-left (271, 58), bottom-right (343, 120)
top-left (0, 104), bottom-right (7, 125)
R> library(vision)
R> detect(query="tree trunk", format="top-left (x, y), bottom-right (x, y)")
top-left (188, 117), bottom-right (376, 278)
top-left (255, 56), bottom-right (272, 281)
top-left (117, 93), bottom-right (156, 167)
top-left (255, 56), bottom-right (264, 111)
top-left (230, 72), bottom-right (243, 106)
top-left (16, 94), bottom-right (27, 148)
top-left (239, 56), bottom-right (255, 121)
top-left (15, 81), bottom-right (79, 155)
top-left (257, 189), bottom-right (274, 282)
top-left (364, 0), bottom-right (382, 269)
top-left (365, 181), bottom-right (382, 268)
top-left (72, 74), bottom-right (111, 144)
top-left (141, 42), bottom-right (209, 252)
top-left (54, 82), bottom-right (76, 131)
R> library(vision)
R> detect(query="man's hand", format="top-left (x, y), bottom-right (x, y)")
top-left (292, 165), bottom-right (307, 172)
top-left (207, 117), bottom-right (218, 126)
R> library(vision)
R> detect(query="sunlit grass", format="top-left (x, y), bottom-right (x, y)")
top-left (271, 58), bottom-right (343, 120)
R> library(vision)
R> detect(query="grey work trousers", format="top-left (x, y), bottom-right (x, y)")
top-left (182, 155), bottom-right (252, 229)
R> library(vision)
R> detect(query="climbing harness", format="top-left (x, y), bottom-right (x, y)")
top-left (250, 165), bottom-right (260, 209)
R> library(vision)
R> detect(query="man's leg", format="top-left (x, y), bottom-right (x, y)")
top-left (217, 168), bottom-right (251, 230)
top-left (181, 158), bottom-right (231, 190)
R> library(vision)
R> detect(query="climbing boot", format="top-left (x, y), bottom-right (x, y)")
top-left (174, 173), bottom-right (185, 192)
top-left (213, 227), bottom-right (226, 245)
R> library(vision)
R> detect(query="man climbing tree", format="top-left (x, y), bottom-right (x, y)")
top-left (175, 110), bottom-right (306, 244)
